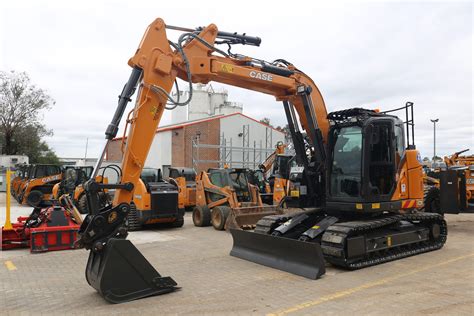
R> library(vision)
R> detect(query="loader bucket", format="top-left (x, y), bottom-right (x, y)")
top-left (225, 205), bottom-right (282, 230)
top-left (86, 238), bottom-right (177, 303)
top-left (230, 229), bottom-right (326, 279)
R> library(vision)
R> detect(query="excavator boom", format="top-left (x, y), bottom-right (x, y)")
top-left (77, 18), bottom-right (330, 303)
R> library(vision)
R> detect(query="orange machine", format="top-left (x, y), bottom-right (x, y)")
top-left (10, 165), bottom-right (28, 201)
top-left (16, 164), bottom-right (62, 207)
top-left (425, 149), bottom-right (474, 214)
top-left (192, 168), bottom-right (279, 230)
top-left (257, 142), bottom-right (296, 205)
top-left (168, 167), bottom-right (197, 212)
top-left (127, 167), bottom-right (183, 231)
top-left (75, 18), bottom-right (446, 303)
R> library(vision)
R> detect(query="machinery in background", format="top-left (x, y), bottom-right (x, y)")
top-left (53, 165), bottom-right (120, 214)
top-left (245, 141), bottom-right (286, 205)
top-left (248, 141), bottom-right (294, 205)
top-left (10, 165), bottom-right (28, 200)
top-left (192, 168), bottom-right (280, 230)
top-left (15, 164), bottom-right (62, 207)
top-left (52, 166), bottom-right (94, 214)
top-left (126, 167), bottom-right (184, 231)
top-left (424, 149), bottom-right (474, 214)
top-left (2, 189), bottom-right (82, 252)
top-left (168, 167), bottom-right (197, 212)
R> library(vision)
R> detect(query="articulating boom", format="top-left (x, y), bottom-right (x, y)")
top-left (77, 18), bottom-right (331, 303)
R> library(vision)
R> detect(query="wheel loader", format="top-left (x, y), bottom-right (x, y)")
top-left (75, 18), bottom-right (447, 303)
top-left (192, 167), bottom-right (280, 230)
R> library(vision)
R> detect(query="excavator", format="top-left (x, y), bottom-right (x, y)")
top-left (75, 18), bottom-right (447, 303)
top-left (257, 141), bottom-right (294, 204)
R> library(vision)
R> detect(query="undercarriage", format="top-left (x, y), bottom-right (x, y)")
top-left (231, 209), bottom-right (447, 278)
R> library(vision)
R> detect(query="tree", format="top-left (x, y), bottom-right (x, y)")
top-left (276, 124), bottom-right (292, 145)
top-left (259, 117), bottom-right (271, 126)
top-left (0, 71), bottom-right (59, 163)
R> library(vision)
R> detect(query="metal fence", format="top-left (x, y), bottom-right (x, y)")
top-left (192, 137), bottom-right (276, 171)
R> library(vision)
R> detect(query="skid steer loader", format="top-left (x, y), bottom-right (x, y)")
top-left (192, 168), bottom-right (281, 230)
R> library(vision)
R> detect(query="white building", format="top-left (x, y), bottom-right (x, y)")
top-left (0, 155), bottom-right (29, 168)
top-left (107, 113), bottom-right (285, 173)
top-left (171, 84), bottom-right (243, 124)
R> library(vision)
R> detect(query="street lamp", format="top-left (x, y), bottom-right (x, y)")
top-left (430, 118), bottom-right (439, 160)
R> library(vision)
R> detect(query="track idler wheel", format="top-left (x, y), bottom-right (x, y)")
top-left (85, 238), bottom-right (178, 303)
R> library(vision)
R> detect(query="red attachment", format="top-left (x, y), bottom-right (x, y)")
top-left (1, 206), bottom-right (80, 253)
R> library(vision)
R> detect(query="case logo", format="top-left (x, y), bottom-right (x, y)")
top-left (249, 70), bottom-right (273, 81)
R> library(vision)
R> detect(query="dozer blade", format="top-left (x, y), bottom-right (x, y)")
top-left (86, 238), bottom-right (178, 303)
top-left (226, 205), bottom-right (282, 230)
top-left (230, 229), bottom-right (326, 279)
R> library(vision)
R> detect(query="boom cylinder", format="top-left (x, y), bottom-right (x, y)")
top-left (105, 67), bottom-right (143, 140)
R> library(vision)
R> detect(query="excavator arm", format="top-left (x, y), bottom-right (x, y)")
top-left (259, 141), bottom-right (286, 174)
top-left (77, 18), bottom-right (330, 303)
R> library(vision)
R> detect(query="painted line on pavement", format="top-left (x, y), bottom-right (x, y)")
top-left (267, 253), bottom-right (474, 316)
top-left (4, 260), bottom-right (17, 271)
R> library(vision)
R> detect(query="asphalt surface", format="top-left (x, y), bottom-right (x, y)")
top-left (1, 192), bottom-right (473, 315)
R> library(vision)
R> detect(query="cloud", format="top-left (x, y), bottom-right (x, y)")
top-left (1, 1), bottom-right (472, 159)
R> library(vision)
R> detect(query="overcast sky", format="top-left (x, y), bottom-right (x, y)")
top-left (1, 1), bottom-right (472, 159)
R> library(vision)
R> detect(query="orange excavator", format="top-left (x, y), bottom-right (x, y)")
top-left (257, 141), bottom-right (294, 204)
top-left (75, 18), bottom-right (447, 303)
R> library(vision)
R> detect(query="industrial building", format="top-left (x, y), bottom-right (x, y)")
top-left (171, 84), bottom-right (244, 124)
top-left (105, 84), bottom-right (285, 173)
top-left (106, 112), bottom-right (285, 174)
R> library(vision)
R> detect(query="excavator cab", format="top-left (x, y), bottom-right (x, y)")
top-left (326, 109), bottom-right (407, 212)
top-left (209, 168), bottom-right (252, 202)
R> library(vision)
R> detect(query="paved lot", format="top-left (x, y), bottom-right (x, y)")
top-left (1, 192), bottom-right (473, 315)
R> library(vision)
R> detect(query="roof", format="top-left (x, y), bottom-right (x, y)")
top-left (113, 112), bottom-right (284, 141)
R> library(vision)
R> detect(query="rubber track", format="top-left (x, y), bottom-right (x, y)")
top-left (254, 214), bottom-right (293, 234)
top-left (321, 212), bottom-right (447, 270)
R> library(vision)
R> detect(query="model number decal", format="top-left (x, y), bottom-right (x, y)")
top-left (249, 70), bottom-right (273, 81)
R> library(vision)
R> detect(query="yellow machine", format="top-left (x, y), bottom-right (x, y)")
top-left (75, 18), bottom-right (447, 303)
top-left (193, 168), bottom-right (279, 230)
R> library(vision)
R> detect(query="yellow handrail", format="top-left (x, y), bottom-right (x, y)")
top-left (4, 169), bottom-right (13, 230)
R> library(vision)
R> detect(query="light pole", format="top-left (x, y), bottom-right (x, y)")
top-left (430, 118), bottom-right (439, 160)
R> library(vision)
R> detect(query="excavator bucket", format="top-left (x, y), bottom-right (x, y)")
top-left (225, 205), bottom-right (283, 230)
top-left (86, 238), bottom-right (178, 304)
top-left (230, 229), bottom-right (326, 279)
